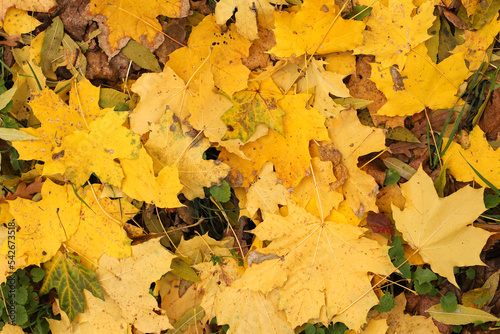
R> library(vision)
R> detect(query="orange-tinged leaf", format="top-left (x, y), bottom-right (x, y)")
top-left (1, 180), bottom-right (80, 267)
top-left (220, 94), bottom-right (329, 189)
top-left (222, 77), bottom-right (285, 142)
top-left (327, 109), bottom-right (386, 217)
top-left (43, 110), bottom-right (142, 187)
top-left (241, 200), bottom-right (394, 330)
top-left (146, 110), bottom-right (230, 200)
top-left (167, 15), bottom-right (251, 96)
top-left (40, 252), bottom-right (104, 322)
top-left (65, 184), bottom-right (135, 269)
top-left (269, 0), bottom-right (365, 57)
top-left (370, 44), bottom-right (469, 116)
top-left (442, 126), bottom-right (500, 189)
top-left (354, 0), bottom-right (436, 68)
top-left (87, 0), bottom-right (190, 57)
top-left (130, 66), bottom-right (187, 134)
top-left (96, 240), bottom-right (176, 333)
top-left (393, 166), bottom-right (491, 286)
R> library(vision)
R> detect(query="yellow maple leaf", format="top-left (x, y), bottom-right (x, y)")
top-left (87, 0), bottom-right (190, 56)
top-left (0, 180), bottom-right (80, 267)
top-left (13, 79), bottom-right (105, 163)
top-left (65, 184), bottom-right (135, 269)
top-left (167, 15), bottom-right (251, 96)
top-left (215, 0), bottom-right (275, 41)
top-left (239, 200), bottom-right (394, 330)
top-left (0, 0), bottom-right (55, 21)
top-left (187, 69), bottom-right (253, 157)
top-left (220, 94), bottom-right (329, 189)
top-left (393, 166), bottom-right (491, 286)
top-left (216, 287), bottom-right (293, 334)
top-left (146, 110), bottom-right (230, 200)
top-left (451, 13), bottom-right (500, 71)
top-left (120, 148), bottom-right (184, 208)
top-left (370, 44), bottom-right (469, 116)
top-left (3, 8), bottom-right (41, 36)
top-left (48, 290), bottom-right (127, 334)
top-left (374, 293), bottom-right (440, 334)
top-left (354, 0), bottom-right (436, 68)
top-left (246, 162), bottom-right (288, 216)
top-left (194, 258), bottom-right (241, 323)
top-left (96, 240), bottom-right (176, 332)
top-left (130, 66), bottom-right (187, 135)
top-left (327, 109), bottom-right (386, 217)
top-left (176, 233), bottom-right (235, 264)
top-left (442, 126), bottom-right (500, 189)
top-left (269, 0), bottom-right (365, 58)
top-left (292, 157), bottom-right (343, 218)
top-left (222, 77), bottom-right (285, 143)
top-left (43, 110), bottom-right (142, 187)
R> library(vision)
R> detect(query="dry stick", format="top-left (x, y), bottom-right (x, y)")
top-left (86, 181), bottom-right (124, 226)
top-left (65, 244), bottom-right (122, 280)
top-left (425, 109), bottom-right (443, 169)
top-left (310, 161), bottom-right (325, 223)
top-left (283, 0), bottom-right (353, 95)
top-left (105, 3), bottom-right (186, 47)
top-left (359, 148), bottom-right (388, 170)
top-left (173, 49), bottom-right (213, 166)
top-left (123, 60), bottom-right (134, 95)
top-left (210, 197), bottom-right (245, 257)
top-left (72, 80), bottom-right (90, 129)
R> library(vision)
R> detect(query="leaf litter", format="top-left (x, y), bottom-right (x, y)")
top-left (0, 0), bottom-right (499, 333)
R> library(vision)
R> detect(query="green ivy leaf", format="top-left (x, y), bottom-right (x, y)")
top-left (484, 194), bottom-right (500, 209)
top-left (413, 267), bottom-right (438, 295)
top-left (388, 236), bottom-right (411, 278)
top-left (441, 292), bottom-right (458, 312)
top-left (374, 291), bottom-right (396, 313)
top-left (466, 268), bottom-right (476, 280)
top-left (30, 267), bottom-right (45, 283)
top-left (210, 180), bottom-right (231, 202)
top-left (40, 252), bottom-right (104, 322)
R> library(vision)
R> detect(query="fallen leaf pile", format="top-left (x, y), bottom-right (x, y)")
top-left (0, 0), bottom-right (499, 333)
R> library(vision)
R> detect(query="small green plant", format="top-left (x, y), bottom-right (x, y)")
top-left (209, 249), bottom-right (244, 267)
top-left (302, 322), bottom-right (348, 334)
top-left (0, 267), bottom-right (56, 334)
